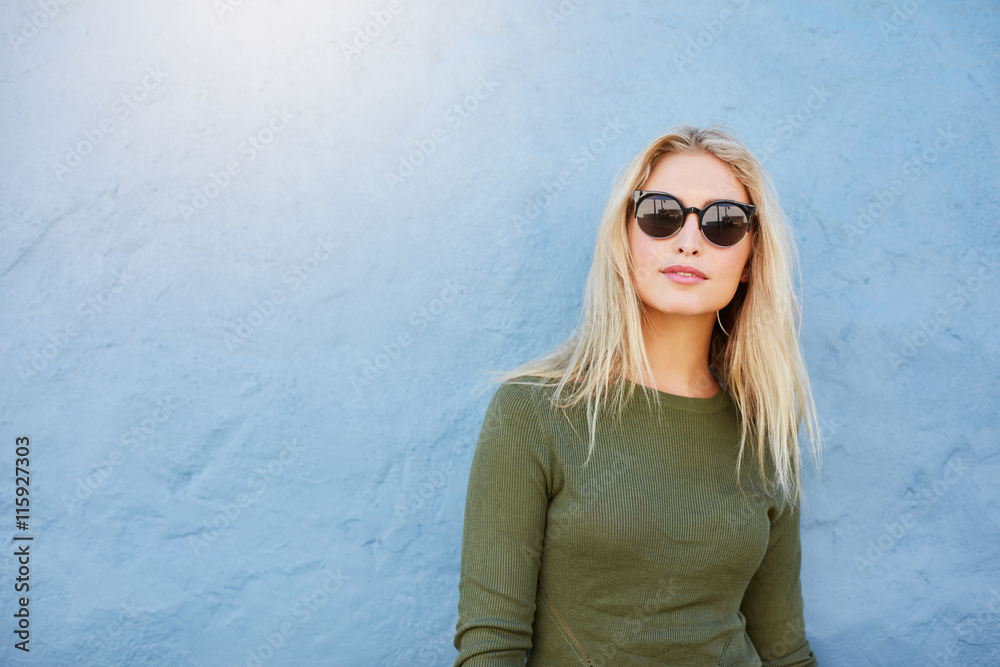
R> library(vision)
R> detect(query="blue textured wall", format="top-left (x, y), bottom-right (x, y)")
top-left (1, 0), bottom-right (998, 665)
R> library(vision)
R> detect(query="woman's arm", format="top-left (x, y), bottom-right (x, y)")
top-left (739, 498), bottom-right (819, 667)
top-left (453, 382), bottom-right (553, 667)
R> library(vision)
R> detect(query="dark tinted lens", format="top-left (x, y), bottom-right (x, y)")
top-left (702, 203), bottom-right (749, 246)
top-left (636, 195), bottom-right (683, 238)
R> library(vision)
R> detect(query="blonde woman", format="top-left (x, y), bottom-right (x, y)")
top-left (453, 125), bottom-right (824, 666)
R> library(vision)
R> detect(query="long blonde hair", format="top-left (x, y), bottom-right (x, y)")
top-left (482, 124), bottom-right (823, 507)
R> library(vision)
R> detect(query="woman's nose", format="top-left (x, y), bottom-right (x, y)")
top-left (674, 212), bottom-right (703, 251)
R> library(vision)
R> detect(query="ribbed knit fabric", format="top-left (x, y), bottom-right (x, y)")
top-left (453, 376), bottom-right (818, 667)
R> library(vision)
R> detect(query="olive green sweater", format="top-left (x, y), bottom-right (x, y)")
top-left (453, 377), bottom-right (818, 667)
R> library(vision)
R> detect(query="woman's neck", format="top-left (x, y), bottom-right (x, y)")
top-left (634, 311), bottom-right (718, 398)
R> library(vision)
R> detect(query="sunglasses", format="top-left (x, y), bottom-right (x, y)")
top-left (632, 190), bottom-right (756, 248)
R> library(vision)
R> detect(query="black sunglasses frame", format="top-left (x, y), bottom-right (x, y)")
top-left (632, 190), bottom-right (756, 248)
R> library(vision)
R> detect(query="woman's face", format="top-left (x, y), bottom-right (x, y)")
top-left (628, 151), bottom-right (753, 322)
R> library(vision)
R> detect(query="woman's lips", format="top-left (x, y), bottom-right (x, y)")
top-left (661, 265), bottom-right (707, 284)
top-left (663, 270), bottom-right (707, 285)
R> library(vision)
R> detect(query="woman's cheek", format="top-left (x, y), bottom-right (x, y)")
top-left (631, 238), bottom-right (659, 283)
top-left (634, 258), bottom-right (657, 284)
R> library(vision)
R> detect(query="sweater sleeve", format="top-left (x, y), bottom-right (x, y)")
top-left (453, 381), bottom-right (552, 667)
top-left (739, 497), bottom-right (819, 667)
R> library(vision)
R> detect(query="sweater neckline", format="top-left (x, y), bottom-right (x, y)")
top-left (621, 378), bottom-right (730, 414)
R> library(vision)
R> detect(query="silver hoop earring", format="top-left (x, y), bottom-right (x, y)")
top-left (716, 310), bottom-right (729, 336)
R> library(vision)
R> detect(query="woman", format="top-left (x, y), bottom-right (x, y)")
top-left (453, 125), bottom-right (824, 666)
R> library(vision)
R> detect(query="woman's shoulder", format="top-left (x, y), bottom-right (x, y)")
top-left (483, 374), bottom-right (580, 424)
top-left (489, 374), bottom-right (554, 409)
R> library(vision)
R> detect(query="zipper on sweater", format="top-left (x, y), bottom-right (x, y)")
top-left (539, 583), bottom-right (594, 666)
